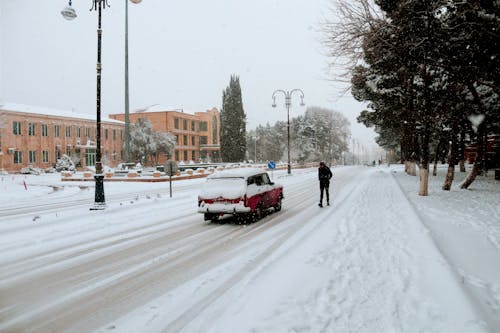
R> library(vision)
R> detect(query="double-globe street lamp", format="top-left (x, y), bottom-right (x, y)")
top-left (61, 0), bottom-right (142, 209)
top-left (272, 89), bottom-right (305, 174)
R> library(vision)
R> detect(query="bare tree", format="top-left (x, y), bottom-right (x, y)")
top-left (320, 0), bottom-right (382, 85)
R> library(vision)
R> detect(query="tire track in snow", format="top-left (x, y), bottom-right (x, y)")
top-left (0, 170), bottom-right (320, 332)
top-left (87, 169), bottom-right (342, 332)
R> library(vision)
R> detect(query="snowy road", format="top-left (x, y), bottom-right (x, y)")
top-left (0, 166), bottom-right (496, 332)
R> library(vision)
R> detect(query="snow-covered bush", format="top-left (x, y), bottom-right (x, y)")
top-left (44, 167), bottom-right (57, 173)
top-left (55, 154), bottom-right (76, 172)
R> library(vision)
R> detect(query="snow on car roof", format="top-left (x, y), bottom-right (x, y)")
top-left (207, 168), bottom-right (267, 179)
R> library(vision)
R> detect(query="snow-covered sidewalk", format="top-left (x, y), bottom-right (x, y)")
top-left (393, 165), bottom-right (500, 330)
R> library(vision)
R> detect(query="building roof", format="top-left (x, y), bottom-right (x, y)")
top-left (0, 102), bottom-right (124, 124)
top-left (131, 104), bottom-right (218, 115)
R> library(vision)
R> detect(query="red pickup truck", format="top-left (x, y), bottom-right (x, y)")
top-left (197, 168), bottom-right (283, 222)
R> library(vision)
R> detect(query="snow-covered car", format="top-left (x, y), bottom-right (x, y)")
top-left (197, 168), bottom-right (283, 222)
top-left (20, 166), bottom-right (41, 175)
top-left (115, 162), bottom-right (142, 174)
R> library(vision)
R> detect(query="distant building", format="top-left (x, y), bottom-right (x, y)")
top-left (0, 103), bottom-right (125, 172)
top-left (109, 105), bottom-right (221, 165)
top-left (464, 134), bottom-right (500, 169)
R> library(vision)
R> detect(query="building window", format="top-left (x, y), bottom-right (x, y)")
top-left (183, 135), bottom-right (187, 146)
top-left (192, 150), bottom-right (196, 161)
top-left (183, 119), bottom-right (188, 130)
top-left (191, 136), bottom-right (195, 146)
top-left (199, 121), bottom-right (208, 131)
top-left (13, 121), bottom-right (22, 135)
top-left (105, 129), bottom-right (108, 140)
top-left (85, 127), bottom-right (90, 138)
top-left (120, 129), bottom-right (123, 140)
top-left (175, 150), bottom-right (179, 161)
top-left (200, 136), bottom-right (208, 145)
top-left (77, 127), bottom-right (81, 138)
top-left (42, 150), bottom-right (49, 163)
top-left (14, 151), bottom-right (23, 164)
top-left (28, 123), bottom-right (36, 136)
top-left (42, 124), bottom-right (48, 137)
top-left (55, 149), bottom-right (61, 161)
top-left (85, 148), bottom-right (96, 167)
top-left (66, 126), bottom-right (71, 137)
top-left (174, 118), bottom-right (179, 129)
top-left (66, 145), bottom-right (71, 156)
top-left (29, 151), bottom-right (36, 163)
top-left (184, 150), bottom-right (188, 161)
top-left (200, 150), bottom-right (207, 160)
top-left (54, 125), bottom-right (60, 137)
top-left (113, 129), bottom-right (116, 140)
top-left (175, 135), bottom-right (179, 144)
top-left (191, 121), bottom-right (195, 131)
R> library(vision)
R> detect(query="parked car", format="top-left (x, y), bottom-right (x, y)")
top-left (115, 162), bottom-right (142, 174)
top-left (197, 168), bottom-right (283, 222)
top-left (20, 165), bottom-right (41, 175)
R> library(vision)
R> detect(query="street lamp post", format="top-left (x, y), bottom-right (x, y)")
top-left (125, 0), bottom-right (131, 163)
top-left (254, 134), bottom-right (258, 163)
top-left (62, 1), bottom-right (106, 209)
top-left (272, 89), bottom-right (305, 174)
top-left (125, 0), bottom-right (142, 162)
top-left (351, 138), bottom-right (356, 165)
top-left (61, 0), bottom-right (142, 209)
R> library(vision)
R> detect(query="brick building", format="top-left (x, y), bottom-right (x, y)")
top-left (0, 103), bottom-right (125, 172)
top-left (464, 134), bottom-right (500, 169)
top-left (109, 105), bottom-right (221, 165)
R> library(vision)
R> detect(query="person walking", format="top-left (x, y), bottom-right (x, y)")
top-left (318, 161), bottom-right (332, 207)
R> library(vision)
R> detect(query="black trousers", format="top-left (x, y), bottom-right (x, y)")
top-left (319, 180), bottom-right (330, 203)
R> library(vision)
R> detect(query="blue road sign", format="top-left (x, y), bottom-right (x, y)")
top-left (268, 161), bottom-right (276, 170)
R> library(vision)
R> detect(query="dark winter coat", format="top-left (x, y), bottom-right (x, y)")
top-left (318, 165), bottom-right (332, 184)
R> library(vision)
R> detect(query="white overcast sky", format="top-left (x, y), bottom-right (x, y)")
top-left (0, 0), bottom-right (377, 147)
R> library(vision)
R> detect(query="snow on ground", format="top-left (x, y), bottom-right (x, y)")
top-left (0, 164), bottom-right (499, 332)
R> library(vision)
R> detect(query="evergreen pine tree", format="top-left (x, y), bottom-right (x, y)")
top-left (220, 75), bottom-right (247, 162)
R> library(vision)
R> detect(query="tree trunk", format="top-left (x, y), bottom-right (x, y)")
top-left (442, 166), bottom-right (455, 190)
top-left (459, 126), bottom-right (466, 172)
top-left (461, 83), bottom-right (487, 189)
top-left (433, 140), bottom-right (442, 176)
top-left (407, 161), bottom-right (417, 176)
top-left (419, 150), bottom-right (430, 196)
top-left (419, 58), bottom-right (430, 196)
top-left (419, 164), bottom-right (429, 196)
top-left (443, 113), bottom-right (458, 190)
top-left (460, 163), bottom-right (481, 189)
top-left (461, 123), bottom-right (486, 189)
top-left (459, 159), bottom-right (466, 172)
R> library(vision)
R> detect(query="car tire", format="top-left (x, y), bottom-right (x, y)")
top-left (204, 213), bottom-right (219, 222)
top-left (252, 206), bottom-right (263, 222)
top-left (274, 197), bottom-right (282, 212)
